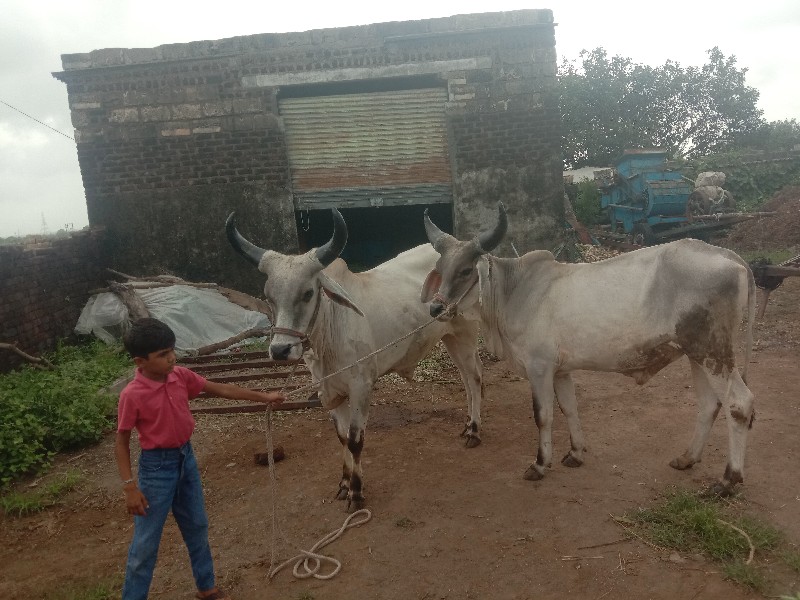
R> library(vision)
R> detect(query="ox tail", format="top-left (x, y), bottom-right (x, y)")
top-left (742, 261), bottom-right (756, 385)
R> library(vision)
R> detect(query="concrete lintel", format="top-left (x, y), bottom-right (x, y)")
top-left (242, 57), bottom-right (492, 88)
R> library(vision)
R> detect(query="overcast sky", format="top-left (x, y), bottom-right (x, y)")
top-left (1, 0), bottom-right (798, 238)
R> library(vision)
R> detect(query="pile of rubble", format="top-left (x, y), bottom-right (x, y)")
top-left (721, 186), bottom-right (800, 251)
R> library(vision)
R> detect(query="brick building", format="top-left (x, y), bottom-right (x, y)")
top-left (54, 9), bottom-right (562, 295)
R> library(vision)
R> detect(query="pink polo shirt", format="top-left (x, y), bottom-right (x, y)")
top-left (117, 365), bottom-right (207, 450)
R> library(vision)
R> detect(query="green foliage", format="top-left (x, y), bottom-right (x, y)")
top-left (573, 180), bottom-right (604, 227)
top-left (560, 47), bottom-right (764, 168)
top-left (0, 470), bottom-right (82, 516)
top-left (687, 150), bottom-right (800, 211)
top-left (0, 340), bottom-right (131, 487)
top-left (739, 119), bottom-right (800, 152)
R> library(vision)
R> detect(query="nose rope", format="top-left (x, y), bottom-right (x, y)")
top-left (269, 282), bottom-right (324, 352)
top-left (432, 274), bottom-right (479, 317)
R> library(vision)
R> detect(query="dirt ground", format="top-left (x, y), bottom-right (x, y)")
top-left (2, 280), bottom-right (800, 600)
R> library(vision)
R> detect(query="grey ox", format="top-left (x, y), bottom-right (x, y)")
top-left (226, 209), bottom-right (483, 510)
top-left (421, 204), bottom-right (756, 495)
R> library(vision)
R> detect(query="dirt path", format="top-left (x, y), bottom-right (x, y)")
top-left (2, 279), bottom-right (799, 600)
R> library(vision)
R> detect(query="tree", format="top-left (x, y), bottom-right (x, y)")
top-left (560, 47), bottom-right (765, 168)
top-left (738, 118), bottom-right (800, 151)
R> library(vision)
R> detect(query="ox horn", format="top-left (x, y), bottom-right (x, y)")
top-left (423, 209), bottom-right (448, 252)
top-left (474, 203), bottom-right (508, 253)
top-left (315, 208), bottom-right (348, 267)
top-left (226, 212), bottom-right (266, 267)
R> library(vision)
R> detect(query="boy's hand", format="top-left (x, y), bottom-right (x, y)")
top-left (124, 484), bottom-right (149, 516)
top-left (257, 391), bottom-right (286, 405)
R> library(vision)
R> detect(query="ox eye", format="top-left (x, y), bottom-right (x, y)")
top-left (301, 289), bottom-right (314, 302)
top-left (459, 267), bottom-right (473, 277)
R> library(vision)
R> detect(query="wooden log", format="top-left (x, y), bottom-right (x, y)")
top-left (217, 287), bottom-right (273, 319)
top-left (757, 266), bottom-right (800, 278)
top-left (105, 269), bottom-right (272, 319)
top-left (0, 342), bottom-right (54, 370)
top-left (107, 282), bottom-right (150, 320)
top-left (195, 327), bottom-right (271, 356)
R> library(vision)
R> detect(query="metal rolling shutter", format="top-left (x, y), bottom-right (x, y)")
top-left (279, 88), bottom-right (453, 210)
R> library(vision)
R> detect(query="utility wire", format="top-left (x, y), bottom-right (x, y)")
top-left (0, 99), bottom-right (75, 142)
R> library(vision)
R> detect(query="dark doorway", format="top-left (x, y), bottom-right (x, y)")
top-left (296, 204), bottom-right (453, 271)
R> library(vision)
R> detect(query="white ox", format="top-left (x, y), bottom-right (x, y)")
top-left (421, 205), bottom-right (756, 495)
top-left (226, 209), bottom-right (483, 510)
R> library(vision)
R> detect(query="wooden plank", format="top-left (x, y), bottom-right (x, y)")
top-left (180, 350), bottom-right (272, 364)
top-left (190, 396), bottom-right (321, 414)
top-left (190, 361), bottom-right (309, 375)
top-left (199, 380), bottom-right (308, 392)
top-left (759, 265), bottom-right (800, 278)
top-left (180, 352), bottom-right (302, 366)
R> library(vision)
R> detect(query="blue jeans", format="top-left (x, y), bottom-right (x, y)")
top-left (122, 442), bottom-right (215, 600)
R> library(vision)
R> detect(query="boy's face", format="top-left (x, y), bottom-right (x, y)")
top-left (134, 347), bottom-right (176, 381)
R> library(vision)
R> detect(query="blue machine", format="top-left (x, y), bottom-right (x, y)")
top-left (599, 149), bottom-right (692, 243)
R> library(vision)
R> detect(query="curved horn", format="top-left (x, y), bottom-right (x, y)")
top-left (315, 208), bottom-right (347, 267)
top-left (475, 203), bottom-right (508, 253)
top-left (226, 212), bottom-right (266, 267)
top-left (423, 209), bottom-right (448, 251)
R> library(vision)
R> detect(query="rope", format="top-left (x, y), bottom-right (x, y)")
top-left (268, 509), bottom-right (372, 580)
top-left (281, 315), bottom-right (440, 399)
top-left (278, 275), bottom-right (478, 400)
top-left (263, 361), bottom-right (300, 578)
top-left (261, 359), bottom-right (374, 582)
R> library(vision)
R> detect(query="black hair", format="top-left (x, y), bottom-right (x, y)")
top-left (123, 317), bottom-right (176, 358)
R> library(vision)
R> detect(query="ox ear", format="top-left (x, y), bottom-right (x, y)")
top-left (318, 272), bottom-right (364, 317)
top-left (420, 269), bottom-right (442, 303)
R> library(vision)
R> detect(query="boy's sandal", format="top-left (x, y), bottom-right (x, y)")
top-left (196, 589), bottom-right (231, 600)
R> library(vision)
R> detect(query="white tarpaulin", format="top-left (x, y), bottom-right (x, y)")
top-left (75, 284), bottom-right (271, 355)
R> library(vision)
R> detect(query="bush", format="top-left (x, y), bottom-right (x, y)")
top-left (573, 180), bottom-right (605, 227)
top-left (0, 340), bottom-right (131, 487)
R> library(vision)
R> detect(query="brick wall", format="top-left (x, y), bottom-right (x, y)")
top-left (0, 230), bottom-right (109, 372)
top-left (54, 9), bottom-right (562, 280)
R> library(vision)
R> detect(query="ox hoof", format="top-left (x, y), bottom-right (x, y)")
top-left (347, 497), bottom-right (366, 512)
top-left (523, 465), bottom-right (544, 481)
top-left (561, 453), bottom-right (583, 468)
top-left (464, 435), bottom-right (482, 449)
top-left (702, 481), bottom-right (737, 499)
top-left (335, 487), bottom-right (349, 501)
top-left (669, 456), bottom-right (696, 471)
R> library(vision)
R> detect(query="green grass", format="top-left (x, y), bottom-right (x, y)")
top-left (0, 470), bottom-right (82, 517)
top-left (780, 549), bottom-right (800, 573)
top-left (41, 576), bottom-right (122, 600)
top-left (622, 487), bottom-right (790, 593)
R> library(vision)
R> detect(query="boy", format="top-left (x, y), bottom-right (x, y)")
top-left (115, 317), bottom-right (285, 600)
